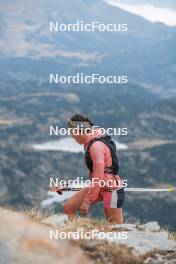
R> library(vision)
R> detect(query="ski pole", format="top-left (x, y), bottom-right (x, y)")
top-left (49, 186), bottom-right (176, 195)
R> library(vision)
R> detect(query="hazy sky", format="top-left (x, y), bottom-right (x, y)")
top-left (104, 0), bottom-right (176, 27)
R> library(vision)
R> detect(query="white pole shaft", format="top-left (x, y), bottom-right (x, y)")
top-left (64, 187), bottom-right (176, 192)
top-left (124, 188), bottom-right (175, 192)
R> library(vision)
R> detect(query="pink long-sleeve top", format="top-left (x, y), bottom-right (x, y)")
top-left (82, 130), bottom-right (122, 206)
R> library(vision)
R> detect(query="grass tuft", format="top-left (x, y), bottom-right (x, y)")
top-left (24, 208), bottom-right (54, 222)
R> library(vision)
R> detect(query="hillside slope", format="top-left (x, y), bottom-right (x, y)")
top-left (0, 208), bottom-right (176, 264)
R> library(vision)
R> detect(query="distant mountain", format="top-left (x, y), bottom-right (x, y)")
top-left (104, 0), bottom-right (176, 9)
top-left (0, 0), bottom-right (175, 97)
top-left (0, 0), bottom-right (176, 232)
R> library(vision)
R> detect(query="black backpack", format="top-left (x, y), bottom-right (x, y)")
top-left (85, 135), bottom-right (119, 174)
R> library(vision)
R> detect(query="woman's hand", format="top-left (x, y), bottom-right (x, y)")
top-left (80, 203), bottom-right (89, 216)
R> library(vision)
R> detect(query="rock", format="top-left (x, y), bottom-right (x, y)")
top-left (42, 214), bottom-right (68, 227)
top-left (144, 222), bottom-right (161, 232)
top-left (0, 208), bottom-right (90, 264)
top-left (0, 239), bottom-right (12, 263)
top-left (111, 223), bottom-right (136, 231)
top-left (112, 222), bottom-right (176, 256)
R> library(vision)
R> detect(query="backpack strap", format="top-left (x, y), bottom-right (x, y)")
top-left (85, 135), bottom-right (119, 174)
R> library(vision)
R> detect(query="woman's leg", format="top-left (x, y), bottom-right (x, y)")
top-left (63, 187), bottom-right (89, 219)
top-left (104, 208), bottom-right (123, 224)
top-left (103, 188), bottom-right (125, 224)
top-left (64, 187), bottom-right (102, 219)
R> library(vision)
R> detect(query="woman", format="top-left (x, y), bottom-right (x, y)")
top-left (64, 113), bottom-right (125, 224)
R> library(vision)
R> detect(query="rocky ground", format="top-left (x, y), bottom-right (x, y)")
top-left (0, 208), bottom-right (90, 264)
top-left (0, 207), bottom-right (176, 264)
